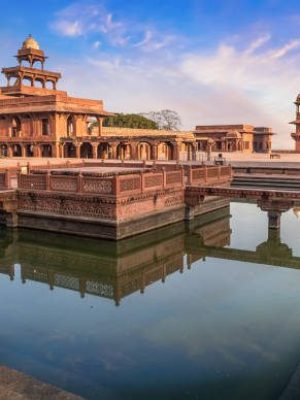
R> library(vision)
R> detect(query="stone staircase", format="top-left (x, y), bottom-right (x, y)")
top-left (233, 174), bottom-right (300, 189)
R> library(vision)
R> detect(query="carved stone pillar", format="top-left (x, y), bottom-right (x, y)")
top-left (173, 142), bottom-right (180, 161)
top-left (76, 144), bottom-right (81, 158)
top-left (151, 144), bottom-right (158, 160)
top-left (34, 145), bottom-right (41, 158)
top-left (21, 145), bottom-right (26, 158)
top-left (110, 143), bottom-right (117, 159)
top-left (7, 146), bottom-right (13, 158)
top-left (258, 200), bottom-right (294, 231)
top-left (92, 143), bottom-right (98, 159)
top-left (131, 142), bottom-right (138, 160)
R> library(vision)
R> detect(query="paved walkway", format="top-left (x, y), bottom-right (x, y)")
top-left (0, 367), bottom-right (83, 400)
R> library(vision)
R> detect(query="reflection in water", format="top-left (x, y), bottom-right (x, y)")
top-left (0, 207), bottom-right (231, 306)
top-left (1, 203), bottom-right (300, 399)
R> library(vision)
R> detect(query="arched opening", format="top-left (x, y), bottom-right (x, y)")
top-left (80, 142), bottom-right (93, 159)
top-left (41, 144), bottom-right (52, 158)
top-left (137, 142), bottom-right (151, 160)
top-left (64, 143), bottom-right (77, 158)
top-left (11, 117), bottom-right (21, 137)
top-left (32, 60), bottom-right (43, 69)
top-left (45, 80), bottom-right (55, 90)
top-left (117, 143), bottom-right (131, 160)
top-left (21, 60), bottom-right (32, 68)
top-left (158, 142), bottom-right (174, 160)
top-left (22, 77), bottom-right (33, 87)
top-left (25, 144), bottom-right (34, 157)
top-left (97, 143), bottom-right (111, 159)
top-left (34, 79), bottom-right (44, 88)
top-left (12, 144), bottom-right (22, 157)
top-left (0, 144), bottom-right (8, 157)
top-left (86, 116), bottom-right (98, 135)
top-left (8, 77), bottom-right (18, 87)
top-left (67, 115), bottom-right (75, 137)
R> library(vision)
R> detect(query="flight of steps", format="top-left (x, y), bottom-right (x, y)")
top-left (233, 174), bottom-right (300, 189)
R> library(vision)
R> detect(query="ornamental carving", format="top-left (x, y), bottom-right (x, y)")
top-left (83, 178), bottom-right (112, 194)
top-left (0, 173), bottom-right (6, 189)
top-left (19, 174), bottom-right (47, 190)
top-left (120, 177), bottom-right (141, 192)
top-left (144, 174), bottom-right (163, 188)
top-left (166, 171), bottom-right (181, 185)
top-left (51, 176), bottom-right (78, 192)
top-left (192, 169), bottom-right (205, 180)
top-left (18, 192), bottom-right (115, 219)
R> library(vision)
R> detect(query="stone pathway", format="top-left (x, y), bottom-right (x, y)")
top-left (0, 367), bottom-right (83, 400)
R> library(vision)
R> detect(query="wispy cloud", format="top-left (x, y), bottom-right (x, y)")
top-left (51, 1), bottom-right (177, 51)
top-left (50, 2), bottom-right (300, 148)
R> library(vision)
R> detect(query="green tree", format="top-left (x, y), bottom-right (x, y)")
top-left (103, 113), bottom-right (158, 129)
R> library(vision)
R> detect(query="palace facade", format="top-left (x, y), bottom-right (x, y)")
top-left (194, 124), bottom-right (273, 153)
top-left (0, 36), bottom-right (273, 160)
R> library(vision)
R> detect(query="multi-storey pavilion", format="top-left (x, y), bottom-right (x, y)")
top-left (0, 35), bottom-right (111, 158)
top-left (0, 36), bottom-right (197, 161)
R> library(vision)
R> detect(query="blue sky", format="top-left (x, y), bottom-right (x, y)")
top-left (1, 0), bottom-right (300, 147)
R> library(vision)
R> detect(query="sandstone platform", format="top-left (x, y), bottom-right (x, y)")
top-left (0, 367), bottom-right (83, 400)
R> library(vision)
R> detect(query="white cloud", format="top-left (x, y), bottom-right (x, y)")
top-left (51, 1), bottom-right (178, 52)
top-left (49, 3), bottom-right (300, 148)
top-left (269, 38), bottom-right (300, 59)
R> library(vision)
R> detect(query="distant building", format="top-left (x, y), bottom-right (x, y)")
top-left (194, 124), bottom-right (273, 153)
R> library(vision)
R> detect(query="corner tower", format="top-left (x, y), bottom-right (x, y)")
top-left (291, 94), bottom-right (300, 152)
top-left (0, 36), bottom-right (111, 159)
top-left (0, 35), bottom-right (62, 96)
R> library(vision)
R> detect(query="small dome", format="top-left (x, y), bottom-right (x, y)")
top-left (22, 35), bottom-right (40, 50)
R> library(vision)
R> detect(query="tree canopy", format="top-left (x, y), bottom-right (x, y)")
top-left (103, 113), bottom-right (158, 129)
top-left (141, 110), bottom-right (181, 130)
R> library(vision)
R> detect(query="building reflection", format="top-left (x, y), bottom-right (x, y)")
top-left (0, 207), bottom-right (230, 305)
top-left (1, 203), bottom-right (300, 305)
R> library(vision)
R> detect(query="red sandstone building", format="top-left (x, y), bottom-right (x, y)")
top-left (291, 93), bottom-right (300, 152)
top-left (0, 36), bottom-right (273, 160)
top-left (194, 124), bottom-right (273, 153)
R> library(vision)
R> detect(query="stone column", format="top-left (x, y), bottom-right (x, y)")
top-left (173, 142), bottom-right (180, 161)
top-left (92, 143), bottom-right (98, 159)
top-left (267, 210), bottom-right (281, 230)
top-left (258, 200), bottom-right (294, 231)
top-left (34, 145), bottom-right (41, 158)
top-left (21, 145), bottom-right (26, 158)
top-left (151, 144), bottom-right (158, 160)
top-left (110, 143), bottom-right (117, 159)
top-left (7, 146), bottom-right (13, 158)
top-left (75, 144), bottom-right (81, 159)
top-left (131, 143), bottom-right (138, 160)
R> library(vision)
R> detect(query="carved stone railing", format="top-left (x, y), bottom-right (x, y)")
top-left (187, 165), bottom-right (232, 186)
top-left (17, 168), bottom-right (186, 196)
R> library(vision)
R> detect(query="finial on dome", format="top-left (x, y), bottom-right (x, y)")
top-left (22, 35), bottom-right (40, 50)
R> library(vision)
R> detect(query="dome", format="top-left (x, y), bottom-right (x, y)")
top-left (22, 35), bottom-right (40, 50)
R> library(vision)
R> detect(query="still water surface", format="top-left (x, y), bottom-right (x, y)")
top-left (1, 202), bottom-right (300, 399)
